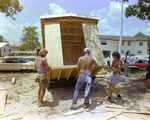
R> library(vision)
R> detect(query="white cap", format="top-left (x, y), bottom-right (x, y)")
top-left (84, 48), bottom-right (90, 53)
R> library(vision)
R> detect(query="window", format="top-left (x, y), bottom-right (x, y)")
top-left (137, 51), bottom-right (142, 53)
top-left (122, 41), bottom-right (124, 45)
top-left (4, 49), bottom-right (6, 52)
top-left (100, 40), bottom-right (107, 45)
top-left (18, 53), bottom-right (27, 56)
top-left (139, 42), bottom-right (143, 46)
top-left (122, 50), bottom-right (124, 53)
top-left (9, 49), bottom-right (11, 52)
top-left (128, 41), bottom-right (131, 46)
top-left (127, 50), bottom-right (130, 53)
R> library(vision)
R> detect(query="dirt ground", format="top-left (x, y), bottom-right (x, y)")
top-left (0, 71), bottom-right (150, 120)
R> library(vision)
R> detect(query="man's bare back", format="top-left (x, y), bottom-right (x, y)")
top-left (77, 54), bottom-right (98, 74)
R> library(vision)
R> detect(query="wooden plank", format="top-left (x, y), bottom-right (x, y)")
top-left (63, 110), bottom-right (84, 117)
top-left (95, 111), bottom-right (122, 120)
top-left (47, 70), bottom-right (51, 82)
top-left (58, 70), bottom-right (61, 81)
top-left (61, 26), bottom-right (82, 29)
top-left (45, 21), bottom-right (64, 67)
top-left (0, 91), bottom-right (6, 116)
top-left (105, 104), bottom-right (150, 111)
top-left (65, 21), bottom-right (70, 40)
top-left (82, 22), bottom-right (105, 67)
top-left (62, 46), bottom-right (70, 65)
top-left (0, 113), bottom-right (18, 119)
top-left (62, 33), bottom-right (83, 36)
top-left (70, 45), bottom-right (80, 65)
top-left (67, 69), bottom-right (73, 80)
top-left (62, 40), bottom-right (83, 43)
top-left (92, 67), bottom-right (102, 77)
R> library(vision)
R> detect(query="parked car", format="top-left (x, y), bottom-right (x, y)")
top-left (129, 59), bottom-right (149, 70)
top-left (4, 51), bottom-right (37, 61)
top-left (0, 57), bottom-right (35, 71)
top-left (145, 56), bottom-right (149, 61)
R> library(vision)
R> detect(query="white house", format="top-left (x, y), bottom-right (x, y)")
top-left (99, 35), bottom-right (149, 59)
top-left (0, 43), bottom-right (12, 57)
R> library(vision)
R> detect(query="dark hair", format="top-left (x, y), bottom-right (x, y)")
top-left (112, 51), bottom-right (120, 59)
top-left (126, 52), bottom-right (129, 55)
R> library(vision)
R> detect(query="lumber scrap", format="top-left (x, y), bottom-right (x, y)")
top-left (11, 116), bottom-right (23, 120)
top-left (0, 83), bottom-right (19, 101)
top-left (96, 71), bottom-right (107, 75)
top-left (105, 104), bottom-right (150, 111)
top-left (95, 111), bottom-right (122, 120)
top-left (63, 110), bottom-right (84, 116)
top-left (0, 91), bottom-right (7, 116)
top-left (0, 113), bottom-right (18, 119)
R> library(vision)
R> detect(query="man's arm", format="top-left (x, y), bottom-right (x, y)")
top-left (105, 60), bottom-right (114, 70)
top-left (42, 59), bottom-right (51, 70)
top-left (77, 58), bottom-right (81, 70)
top-left (93, 59), bottom-right (98, 68)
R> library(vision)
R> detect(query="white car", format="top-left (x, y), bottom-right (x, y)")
top-left (0, 57), bottom-right (35, 71)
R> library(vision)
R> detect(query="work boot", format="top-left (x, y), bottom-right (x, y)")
top-left (70, 104), bottom-right (77, 110)
top-left (83, 104), bottom-right (89, 108)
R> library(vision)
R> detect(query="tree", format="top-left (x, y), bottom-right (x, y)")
top-left (20, 26), bottom-right (41, 51)
top-left (112, 0), bottom-right (150, 21)
top-left (0, 35), bottom-right (4, 42)
top-left (125, 0), bottom-right (150, 21)
top-left (0, 35), bottom-right (7, 42)
top-left (0, 0), bottom-right (23, 20)
top-left (134, 32), bottom-right (147, 38)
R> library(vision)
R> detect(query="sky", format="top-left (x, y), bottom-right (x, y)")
top-left (0, 0), bottom-right (150, 45)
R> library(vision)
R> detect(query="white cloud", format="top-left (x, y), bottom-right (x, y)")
top-left (89, 1), bottom-right (143, 36)
top-left (107, 1), bottom-right (128, 20)
top-left (49, 3), bottom-right (66, 14)
top-left (0, 17), bottom-right (25, 45)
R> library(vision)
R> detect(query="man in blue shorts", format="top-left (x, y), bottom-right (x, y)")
top-left (105, 51), bottom-right (122, 102)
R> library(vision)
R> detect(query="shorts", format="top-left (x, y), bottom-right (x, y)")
top-left (38, 74), bottom-right (48, 87)
top-left (110, 74), bottom-right (120, 84)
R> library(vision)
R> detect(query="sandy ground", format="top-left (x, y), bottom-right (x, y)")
top-left (0, 71), bottom-right (150, 120)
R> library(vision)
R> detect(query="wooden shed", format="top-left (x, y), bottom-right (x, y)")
top-left (40, 13), bottom-right (105, 83)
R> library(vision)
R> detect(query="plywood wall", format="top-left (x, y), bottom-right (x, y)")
top-left (62, 44), bottom-right (82, 65)
top-left (45, 22), bottom-right (63, 67)
top-left (82, 22), bottom-right (105, 67)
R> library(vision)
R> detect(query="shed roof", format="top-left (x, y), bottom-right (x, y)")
top-left (0, 43), bottom-right (11, 48)
top-left (40, 13), bottom-right (99, 20)
top-left (99, 35), bottom-right (149, 41)
top-left (40, 13), bottom-right (99, 48)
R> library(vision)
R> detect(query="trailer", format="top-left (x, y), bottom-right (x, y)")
top-left (40, 13), bottom-right (105, 86)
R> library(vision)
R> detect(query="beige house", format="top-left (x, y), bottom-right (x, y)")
top-left (99, 35), bottom-right (149, 59)
top-left (0, 43), bottom-right (12, 57)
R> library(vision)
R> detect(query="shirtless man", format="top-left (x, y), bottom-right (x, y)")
top-left (70, 48), bottom-right (98, 110)
top-left (105, 51), bottom-right (122, 102)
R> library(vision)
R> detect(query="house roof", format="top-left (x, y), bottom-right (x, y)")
top-left (0, 42), bottom-right (11, 48)
top-left (99, 35), bottom-right (149, 41)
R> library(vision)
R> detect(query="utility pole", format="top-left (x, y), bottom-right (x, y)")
top-left (119, 1), bottom-right (123, 58)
